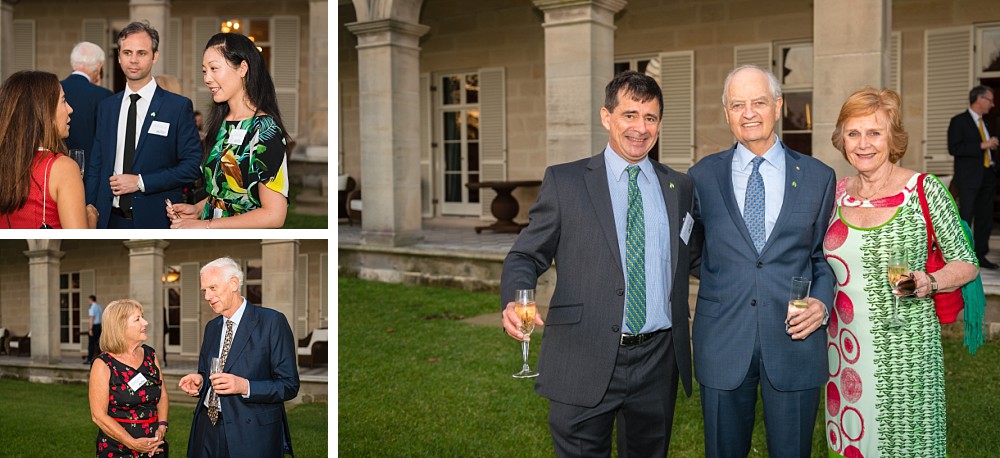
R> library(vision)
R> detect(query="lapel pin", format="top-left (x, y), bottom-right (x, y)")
top-left (669, 182), bottom-right (675, 189)
top-left (795, 166), bottom-right (800, 170)
top-left (792, 181), bottom-right (798, 187)
top-left (151, 112), bottom-right (156, 117)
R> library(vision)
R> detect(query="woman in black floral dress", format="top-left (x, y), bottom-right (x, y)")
top-left (88, 299), bottom-right (169, 457)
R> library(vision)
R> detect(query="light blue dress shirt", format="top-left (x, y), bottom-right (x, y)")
top-left (731, 137), bottom-right (786, 242)
top-left (604, 146), bottom-right (672, 334)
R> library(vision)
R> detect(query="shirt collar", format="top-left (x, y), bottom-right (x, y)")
top-left (226, 298), bottom-right (248, 327)
top-left (734, 135), bottom-right (785, 171)
top-left (125, 79), bottom-right (158, 101)
top-left (969, 108), bottom-right (982, 123)
top-left (71, 70), bottom-right (91, 82)
top-left (603, 144), bottom-right (653, 182)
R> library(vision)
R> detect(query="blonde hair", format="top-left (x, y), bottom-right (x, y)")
top-left (831, 87), bottom-right (909, 163)
top-left (154, 74), bottom-right (181, 95)
top-left (99, 299), bottom-right (144, 354)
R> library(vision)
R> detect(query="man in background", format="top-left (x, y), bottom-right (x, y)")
top-left (85, 295), bottom-right (102, 364)
top-left (61, 41), bottom-right (113, 174)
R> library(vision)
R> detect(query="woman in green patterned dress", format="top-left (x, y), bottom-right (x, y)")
top-left (823, 87), bottom-right (978, 457)
top-left (168, 33), bottom-right (288, 229)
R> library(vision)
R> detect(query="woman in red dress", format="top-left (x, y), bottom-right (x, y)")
top-left (0, 70), bottom-right (96, 228)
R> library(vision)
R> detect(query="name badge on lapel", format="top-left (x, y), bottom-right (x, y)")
top-left (680, 212), bottom-right (694, 245)
top-left (228, 129), bottom-right (248, 146)
top-left (148, 121), bottom-right (170, 137)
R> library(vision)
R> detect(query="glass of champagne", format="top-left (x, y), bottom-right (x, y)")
top-left (786, 277), bottom-right (811, 334)
top-left (886, 245), bottom-right (908, 331)
top-left (68, 149), bottom-right (85, 177)
top-left (512, 289), bottom-right (539, 378)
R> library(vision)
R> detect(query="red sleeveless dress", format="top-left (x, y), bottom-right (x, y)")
top-left (3, 150), bottom-right (62, 229)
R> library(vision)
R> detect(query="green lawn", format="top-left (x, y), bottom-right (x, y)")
top-left (338, 276), bottom-right (1000, 456)
top-left (282, 209), bottom-right (328, 229)
top-left (0, 379), bottom-right (328, 457)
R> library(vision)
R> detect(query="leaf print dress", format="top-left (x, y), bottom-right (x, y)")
top-left (822, 173), bottom-right (975, 457)
top-left (96, 345), bottom-right (164, 458)
top-left (201, 115), bottom-right (288, 219)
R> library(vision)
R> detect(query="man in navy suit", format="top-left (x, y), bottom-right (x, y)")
top-left (688, 65), bottom-right (836, 457)
top-left (85, 21), bottom-right (201, 228)
top-left (948, 85), bottom-right (999, 268)
top-left (61, 41), bottom-right (113, 172)
top-left (178, 257), bottom-right (299, 457)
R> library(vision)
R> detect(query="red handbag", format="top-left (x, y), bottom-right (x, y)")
top-left (916, 174), bottom-right (963, 323)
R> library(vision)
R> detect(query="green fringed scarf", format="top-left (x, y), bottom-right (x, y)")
top-left (959, 220), bottom-right (985, 355)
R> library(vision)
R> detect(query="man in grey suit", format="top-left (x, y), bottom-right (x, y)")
top-left (688, 65), bottom-right (836, 457)
top-left (501, 71), bottom-right (695, 457)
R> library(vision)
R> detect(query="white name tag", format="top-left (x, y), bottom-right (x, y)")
top-left (228, 129), bottom-right (248, 145)
top-left (214, 208), bottom-right (224, 219)
top-left (680, 212), bottom-right (694, 245)
top-left (127, 372), bottom-right (148, 392)
top-left (148, 121), bottom-right (170, 137)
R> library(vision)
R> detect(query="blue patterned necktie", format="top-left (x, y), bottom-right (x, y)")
top-left (625, 165), bottom-right (647, 333)
top-left (745, 156), bottom-right (766, 254)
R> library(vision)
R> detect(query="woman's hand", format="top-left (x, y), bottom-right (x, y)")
top-left (127, 435), bottom-right (162, 455)
top-left (168, 202), bottom-right (200, 220)
top-left (85, 204), bottom-right (99, 229)
top-left (170, 218), bottom-right (211, 229)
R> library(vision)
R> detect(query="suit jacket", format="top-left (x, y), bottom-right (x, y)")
top-left (948, 110), bottom-right (995, 190)
top-left (688, 145), bottom-right (835, 392)
top-left (60, 74), bottom-right (112, 170)
top-left (500, 152), bottom-right (695, 408)
top-left (187, 302), bottom-right (300, 457)
top-left (85, 86), bottom-right (202, 228)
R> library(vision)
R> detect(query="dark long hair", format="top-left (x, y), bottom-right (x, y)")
top-left (0, 71), bottom-right (65, 213)
top-left (202, 33), bottom-right (288, 147)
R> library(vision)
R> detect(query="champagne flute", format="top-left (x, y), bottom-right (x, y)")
top-left (785, 277), bottom-right (811, 334)
top-left (512, 289), bottom-right (539, 378)
top-left (68, 149), bottom-right (85, 177)
top-left (210, 357), bottom-right (222, 375)
top-left (886, 245), bottom-right (908, 331)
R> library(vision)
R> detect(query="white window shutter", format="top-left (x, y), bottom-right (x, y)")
top-left (734, 43), bottom-right (772, 70)
top-left (295, 254), bottom-right (308, 337)
top-left (659, 51), bottom-right (695, 172)
top-left (420, 73), bottom-right (433, 217)
top-left (889, 31), bottom-right (901, 93)
top-left (179, 261), bottom-right (201, 356)
top-left (165, 18), bottom-right (183, 86)
top-left (12, 20), bottom-right (35, 73)
top-left (924, 26), bottom-right (973, 176)
top-left (478, 67), bottom-right (507, 219)
top-left (192, 17), bottom-right (219, 115)
top-left (79, 269), bottom-right (95, 353)
top-left (272, 16), bottom-right (300, 138)
top-left (319, 253), bottom-right (328, 328)
top-left (81, 19), bottom-right (108, 90)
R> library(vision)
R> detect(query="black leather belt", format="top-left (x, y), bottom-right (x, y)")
top-left (620, 329), bottom-right (667, 346)
top-left (111, 206), bottom-right (133, 219)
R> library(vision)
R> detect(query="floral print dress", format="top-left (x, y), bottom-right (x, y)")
top-left (201, 115), bottom-right (288, 219)
top-left (823, 173), bottom-right (975, 457)
top-left (96, 345), bottom-right (163, 458)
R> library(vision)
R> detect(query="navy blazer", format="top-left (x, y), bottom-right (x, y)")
top-left (501, 152), bottom-right (695, 407)
top-left (60, 74), bottom-right (112, 172)
top-left (188, 302), bottom-right (300, 457)
top-left (948, 110), bottom-right (995, 190)
top-left (85, 86), bottom-right (202, 228)
top-left (689, 145), bottom-right (836, 392)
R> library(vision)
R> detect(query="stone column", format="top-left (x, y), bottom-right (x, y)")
top-left (124, 239), bottom-right (170, 357)
top-left (0, 1), bottom-right (15, 81)
top-left (812, 0), bottom-right (890, 178)
top-left (129, 0), bottom-right (170, 77)
top-left (345, 18), bottom-right (429, 246)
top-left (24, 241), bottom-right (64, 365)
top-left (533, 0), bottom-right (627, 166)
top-left (260, 240), bottom-right (299, 342)
top-left (304, 0), bottom-right (329, 161)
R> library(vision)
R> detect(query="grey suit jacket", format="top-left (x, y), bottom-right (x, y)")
top-left (501, 152), bottom-right (694, 408)
top-left (689, 144), bottom-right (836, 392)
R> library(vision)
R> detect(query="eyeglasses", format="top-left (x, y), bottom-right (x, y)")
top-left (981, 95), bottom-right (995, 105)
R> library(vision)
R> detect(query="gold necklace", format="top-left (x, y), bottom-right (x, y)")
top-left (855, 165), bottom-right (894, 201)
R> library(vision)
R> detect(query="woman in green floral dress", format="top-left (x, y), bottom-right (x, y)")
top-left (168, 33), bottom-right (289, 229)
top-left (823, 88), bottom-right (978, 457)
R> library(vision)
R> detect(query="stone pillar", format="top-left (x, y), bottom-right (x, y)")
top-left (0, 1), bottom-right (14, 81)
top-left (124, 240), bottom-right (170, 357)
top-left (345, 18), bottom-right (429, 246)
top-left (305, 0), bottom-right (329, 161)
top-left (260, 240), bottom-right (299, 342)
top-left (533, 0), bottom-right (627, 166)
top-left (812, 0), bottom-right (890, 178)
top-left (129, 0), bottom-right (170, 77)
top-left (24, 242), bottom-right (65, 365)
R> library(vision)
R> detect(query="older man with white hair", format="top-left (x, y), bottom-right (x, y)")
top-left (61, 41), bottom-right (113, 161)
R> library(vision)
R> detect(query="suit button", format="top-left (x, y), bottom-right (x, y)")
top-left (616, 288), bottom-right (624, 296)
top-left (246, 419), bottom-right (252, 424)
top-left (612, 325), bottom-right (620, 332)
top-left (756, 262), bottom-right (763, 269)
top-left (751, 299), bottom-right (757, 306)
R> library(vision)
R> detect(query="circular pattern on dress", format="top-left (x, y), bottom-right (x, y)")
top-left (825, 219), bottom-right (849, 251)
top-left (826, 254), bottom-right (850, 287)
top-left (827, 300), bottom-right (840, 338)
top-left (840, 367), bottom-right (863, 404)
top-left (843, 444), bottom-right (864, 458)
top-left (826, 380), bottom-right (841, 416)
top-left (826, 420), bottom-right (843, 454)
top-left (827, 343), bottom-right (842, 378)
top-left (840, 405), bottom-right (865, 442)
top-left (835, 291), bottom-right (855, 324)
top-left (840, 328), bottom-right (860, 364)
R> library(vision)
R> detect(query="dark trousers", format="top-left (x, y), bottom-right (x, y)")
top-left (548, 329), bottom-right (678, 457)
top-left (109, 211), bottom-right (135, 229)
top-left (700, 335), bottom-right (820, 458)
top-left (193, 407), bottom-right (230, 458)
top-left (957, 167), bottom-right (996, 259)
top-left (87, 324), bottom-right (102, 362)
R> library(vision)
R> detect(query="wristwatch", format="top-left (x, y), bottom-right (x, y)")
top-left (927, 274), bottom-right (939, 295)
top-left (157, 420), bottom-right (168, 432)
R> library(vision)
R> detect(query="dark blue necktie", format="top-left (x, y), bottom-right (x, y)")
top-left (744, 156), bottom-right (766, 254)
